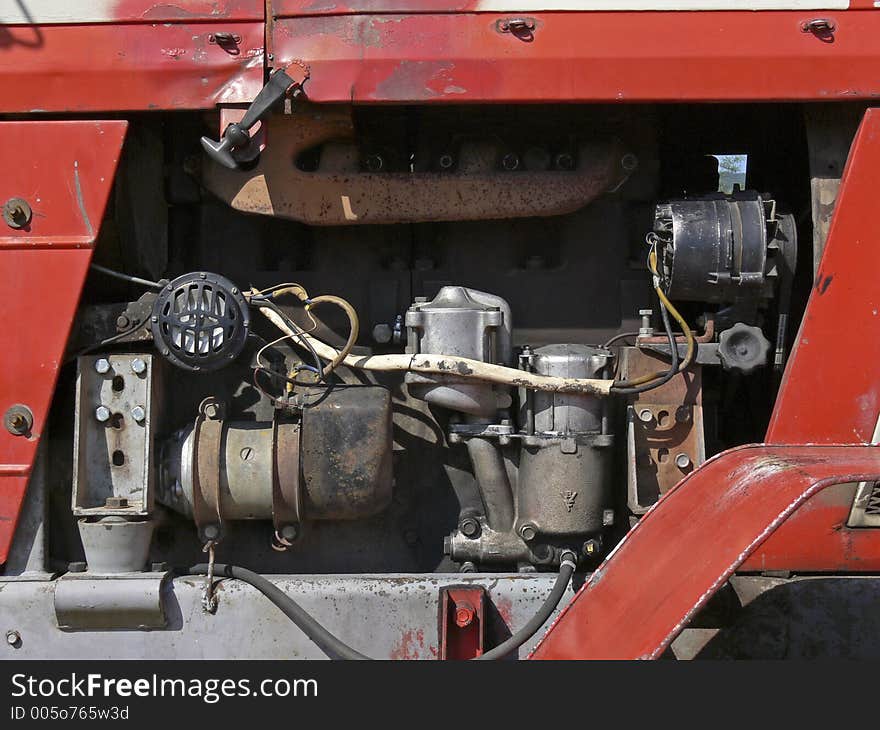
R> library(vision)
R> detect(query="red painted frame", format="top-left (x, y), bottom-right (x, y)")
top-left (0, 121), bottom-right (127, 564)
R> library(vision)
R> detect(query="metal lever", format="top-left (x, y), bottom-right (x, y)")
top-left (200, 64), bottom-right (309, 170)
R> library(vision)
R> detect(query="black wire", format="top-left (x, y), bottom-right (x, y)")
top-left (89, 263), bottom-right (163, 290)
top-left (183, 557), bottom-right (576, 661)
top-left (610, 299), bottom-right (680, 395)
top-left (603, 331), bottom-right (640, 349)
top-left (260, 300), bottom-right (325, 380)
top-left (67, 322), bottom-right (149, 362)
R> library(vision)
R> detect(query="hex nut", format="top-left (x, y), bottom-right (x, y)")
top-left (95, 406), bottom-right (111, 423)
top-left (94, 358), bottom-right (111, 374)
top-left (130, 358), bottom-right (147, 375)
top-left (131, 405), bottom-right (146, 423)
top-left (5, 630), bottom-right (20, 646)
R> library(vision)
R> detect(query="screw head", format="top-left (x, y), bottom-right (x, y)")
top-left (2, 197), bottom-right (32, 229)
top-left (130, 405), bottom-right (146, 423)
top-left (5, 630), bottom-right (20, 646)
top-left (130, 358), bottom-right (147, 375)
top-left (94, 358), bottom-right (111, 374)
top-left (4, 405), bottom-right (33, 436)
top-left (519, 523), bottom-right (537, 542)
top-left (95, 406), bottom-right (111, 423)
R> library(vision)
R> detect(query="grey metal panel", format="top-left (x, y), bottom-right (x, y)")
top-left (0, 573), bottom-right (572, 660)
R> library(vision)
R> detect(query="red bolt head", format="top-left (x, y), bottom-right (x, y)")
top-left (454, 604), bottom-right (475, 628)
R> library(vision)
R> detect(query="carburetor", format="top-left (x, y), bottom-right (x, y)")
top-left (405, 287), bottom-right (614, 568)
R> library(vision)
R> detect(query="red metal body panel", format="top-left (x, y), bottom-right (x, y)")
top-left (530, 444), bottom-right (880, 659)
top-left (0, 23), bottom-right (264, 113)
top-left (0, 121), bottom-right (126, 564)
top-left (272, 10), bottom-right (880, 104)
top-left (739, 107), bottom-right (880, 572)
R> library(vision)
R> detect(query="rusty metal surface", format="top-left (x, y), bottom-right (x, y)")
top-left (530, 444), bottom-right (880, 660)
top-left (739, 107), bottom-right (880, 572)
top-left (622, 348), bottom-right (704, 513)
top-left (272, 420), bottom-right (304, 529)
top-left (202, 106), bottom-right (630, 224)
top-left (0, 121), bottom-right (126, 565)
top-left (300, 386), bottom-right (393, 519)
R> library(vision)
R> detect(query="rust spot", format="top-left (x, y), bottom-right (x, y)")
top-left (390, 628), bottom-right (427, 660)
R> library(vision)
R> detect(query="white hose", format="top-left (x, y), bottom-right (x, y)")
top-left (257, 304), bottom-right (613, 396)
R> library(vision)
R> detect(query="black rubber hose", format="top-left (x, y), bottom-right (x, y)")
top-left (187, 563), bottom-right (370, 660)
top-left (474, 551), bottom-right (577, 661)
top-left (185, 554), bottom-right (576, 661)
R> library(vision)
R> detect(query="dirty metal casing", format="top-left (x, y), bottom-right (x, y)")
top-left (622, 347), bottom-right (705, 514)
top-left (201, 108), bottom-right (631, 225)
top-left (405, 286), bottom-right (512, 417)
top-left (72, 354), bottom-right (159, 517)
top-left (516, 345), bottom-right (613, 539)
top-left (159, 386), bottom-right (393, 523)
top-left (653, 193), bottom-right (795, 303)
top-left (526, 344), bottom-right (610, 435)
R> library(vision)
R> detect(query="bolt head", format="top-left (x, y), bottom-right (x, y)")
top-left (454, 604), bottom-right (475, 628)
top-left (280, 524), bottom-right (299, 542)
top-left (130, 405), bottom-right (146, 423)
top-left (459, 561), bottom-right (477, 573)
top-left (6, 630), bottom-right (20, 646)
top-left (202, 524), bottom-right (220, 541)
top-left (94, 358), bottom-right (111, 374)
top-left (519, 523), bottom-right (537, 542)
top-left (130, 358), bottom-right (147, 375)
top-left (675, 453), bottom-right (692, 470)
top-left (459, 518), bottom-right (480, 539)
top-left (204, 403), bottom-right (219, 418)
top-left (95, 406), bottom-right (111, 423)
top-left (115, 314), bottom-right (130, 330)
top-left (638, 408), bottom-right (654, 424)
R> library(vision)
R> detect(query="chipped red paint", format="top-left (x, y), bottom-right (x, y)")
top-left (0, 22), bottom-right (264, 113)
top-left (530, 444), bottom-right (880, 659)
top-left (0, 121), bottom-right (127, 564)
top-left (272, 11), bottom-right (880, 103)
top-left (738, 107), bottom-right (880, 572)
top-left (390, 628), bottom-right (430, 659)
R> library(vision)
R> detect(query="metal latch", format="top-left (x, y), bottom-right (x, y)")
top-left (200, 62), bottom-right (310, 170)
